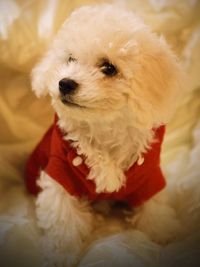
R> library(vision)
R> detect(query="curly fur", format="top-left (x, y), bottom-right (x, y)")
top-left (31, 4), bottom-right (184, 266)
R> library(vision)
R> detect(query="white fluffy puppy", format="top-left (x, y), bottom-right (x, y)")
top-left (29, 4), bottom-right (184, 266)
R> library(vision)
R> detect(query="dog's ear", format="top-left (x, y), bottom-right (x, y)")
top-left (128, 35), bottom-right (186, 129)
top-left (31, 52), bottom-right (52, 97)
top-left (138, 36), bottom-right (185, 127)
top-left (150, 37), bottom-right (186, 124)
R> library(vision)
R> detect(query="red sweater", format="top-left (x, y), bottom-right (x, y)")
top-left (25, 115), bottom-right (166, 207)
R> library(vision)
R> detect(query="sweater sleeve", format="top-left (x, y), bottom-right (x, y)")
top-left (25, 125), bottom-right (54, 195)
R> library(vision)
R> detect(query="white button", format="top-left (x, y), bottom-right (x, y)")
top-left (72, 156), bottom-right (83, 166)
top-left (137, 156), bottom-right (144, 166)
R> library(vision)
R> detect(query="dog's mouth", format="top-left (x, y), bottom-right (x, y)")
top-left (60, 95), bottom-right (85, 108)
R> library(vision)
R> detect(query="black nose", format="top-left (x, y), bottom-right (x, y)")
top-left (59, 78), bottom-right (79, 95)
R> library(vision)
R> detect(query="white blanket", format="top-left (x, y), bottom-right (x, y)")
top-left (0, 0), bottom-right (200, 266)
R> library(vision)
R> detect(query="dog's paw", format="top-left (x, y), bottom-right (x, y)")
top-left (129, 202), bottom-right (184, 245)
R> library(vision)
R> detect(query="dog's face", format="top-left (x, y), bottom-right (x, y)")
top-left (32, 5), bottom-right (183, 129)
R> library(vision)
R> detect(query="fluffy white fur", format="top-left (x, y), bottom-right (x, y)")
top-left (31, 4), bottom-right (184, 266)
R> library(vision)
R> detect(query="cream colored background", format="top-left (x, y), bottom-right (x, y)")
top-left (0, 0), bottom-right (200, 266)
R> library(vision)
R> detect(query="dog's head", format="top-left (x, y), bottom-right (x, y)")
top-left (32, 5), bottom-right (183, 129)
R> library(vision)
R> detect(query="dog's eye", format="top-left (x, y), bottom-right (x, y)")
top-left (68, 55), bottom-right (77, 63)
top-left (100, 61), bottom-right (118, 76)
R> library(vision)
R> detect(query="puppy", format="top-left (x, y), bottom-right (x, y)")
top-left (26, 4), bottom-right (184, 266)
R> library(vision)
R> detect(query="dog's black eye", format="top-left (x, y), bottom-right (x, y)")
top-left (68, 55), bottom-right (77, 63)
top-left (100, 61), bottom-right (118, 76)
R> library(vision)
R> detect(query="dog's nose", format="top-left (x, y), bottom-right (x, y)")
top-left (59, 78), bottom-right (79, 95)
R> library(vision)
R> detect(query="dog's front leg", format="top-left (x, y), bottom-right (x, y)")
top-left (128, 190), bottom-right (183, 245)
top-left (36, 172), bottom-right (93, 267)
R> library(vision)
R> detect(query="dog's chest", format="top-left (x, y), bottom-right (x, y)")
top-left (25, 119), bottom-right (166, 207)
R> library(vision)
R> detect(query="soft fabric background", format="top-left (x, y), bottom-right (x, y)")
top-left (0, 0), bottom-right (200, 266)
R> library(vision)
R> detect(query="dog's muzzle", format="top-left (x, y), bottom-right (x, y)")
top-left (59, 78), bottom-right (84, 108)
top-left (59, 78), bottom-right (79, 96)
